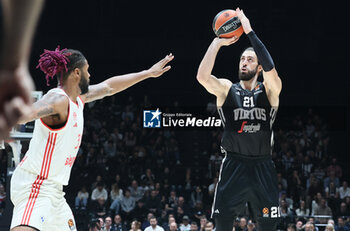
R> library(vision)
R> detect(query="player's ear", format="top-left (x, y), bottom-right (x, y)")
top-left (258, 65), bottom-right (263, 76)
top-left (73, 67), bottom-right (81, 80)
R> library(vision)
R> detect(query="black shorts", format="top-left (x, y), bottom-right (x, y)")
top-left (211, 151), bottom-right (280, 224)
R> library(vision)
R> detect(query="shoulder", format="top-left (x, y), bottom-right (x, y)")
top-left (32, 90), bottom-right (69, 116)
top-left (44, 90), bottom-right (68, 102)
top-left (219, 78), bottom-right (233, 86)
top-left (43, 90), bottom-right (69, 108)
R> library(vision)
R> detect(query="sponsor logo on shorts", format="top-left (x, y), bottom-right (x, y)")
top-left (262, 207), bottom-right (269, 217)
top-left (68, 219), bottom-right (76, 231)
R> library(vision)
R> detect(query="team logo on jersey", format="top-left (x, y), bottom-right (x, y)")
top-left (65, 155), bottom-right (76, 167)
top-left (68, 219), bottom-right (76, 231)
top-left (233, 108), bottom-right (266, 121)
top-left (143, 109), bottom-right (162, 128)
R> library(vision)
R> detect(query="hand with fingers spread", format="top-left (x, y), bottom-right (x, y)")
top-left (235, 7), bottom-right (253, 34)
top-left (147, 53), bottom-right (174, 78)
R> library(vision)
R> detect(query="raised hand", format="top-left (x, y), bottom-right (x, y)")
top-left (148, 53), bottom-right (174, 78)
top-left (235, 8), bottom-right (253, 34)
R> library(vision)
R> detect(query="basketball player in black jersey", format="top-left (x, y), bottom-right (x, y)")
top-left (197, 8), bottom-right (282, 231)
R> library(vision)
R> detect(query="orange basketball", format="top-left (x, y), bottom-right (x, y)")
top-left (212, 9), bottom-right (244, 38)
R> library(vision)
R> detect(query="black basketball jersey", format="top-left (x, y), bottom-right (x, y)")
top-left (217, 82), bottom-right (278, 156)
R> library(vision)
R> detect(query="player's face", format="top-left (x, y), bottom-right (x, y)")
top-left (238, 50), bottom-right (260, 81)
top-left (79, 62), bottom-right (90, 94)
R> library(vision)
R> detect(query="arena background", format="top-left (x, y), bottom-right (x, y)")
top-left (0, 0), bottom-right (349, 230)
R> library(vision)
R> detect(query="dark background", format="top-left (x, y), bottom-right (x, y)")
top-left (29, 0), bottom-right (348, 156)
top-left (29, 0), bottom-right (347, 106)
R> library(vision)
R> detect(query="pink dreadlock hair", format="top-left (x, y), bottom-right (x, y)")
top-left (36, 46), bottom-right (72, 86)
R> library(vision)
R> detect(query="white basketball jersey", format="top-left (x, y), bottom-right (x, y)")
top-left (19, 88), bottom-right (84, 185)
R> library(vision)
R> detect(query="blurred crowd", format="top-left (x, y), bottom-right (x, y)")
top-left (0, 94), bottom-right (349, 231)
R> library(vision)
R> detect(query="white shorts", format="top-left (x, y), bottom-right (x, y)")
top-left (10, 167), bottom-right (77, 231)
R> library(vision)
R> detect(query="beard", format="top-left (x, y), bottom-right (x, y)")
top-left (79, 72), bottom-right (89, 94)
top-left (238, 66), bottom-right (258, 81)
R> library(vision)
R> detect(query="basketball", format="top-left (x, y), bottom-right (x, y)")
top-left (212, 9), bottom-right (244, 38)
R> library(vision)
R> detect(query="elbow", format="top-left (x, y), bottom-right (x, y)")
top-left (196, 73), bottom-right (208, 84)
top-left (196, 73), bottom-right (202, 82)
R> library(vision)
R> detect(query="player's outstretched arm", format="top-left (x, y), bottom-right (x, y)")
top-left (17, 92), bottom-right (68, 124)
top-left (236, 8), bottom-right (282, 104)
top-left (196, 37), bottom-right (238, 98)
top-left (81, 54), bottom-right (174, 103)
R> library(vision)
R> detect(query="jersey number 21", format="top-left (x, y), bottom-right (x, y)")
top-left (243, 96), bottom-right (254, 107)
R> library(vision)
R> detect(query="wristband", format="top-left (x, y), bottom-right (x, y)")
top-left (247, 31), bottom-right (275, 72)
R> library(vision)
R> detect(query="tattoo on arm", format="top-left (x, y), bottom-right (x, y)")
top-left (36, 105), bottom-right (54, 117)
top-left (18, 93), bottom-right (65, 124)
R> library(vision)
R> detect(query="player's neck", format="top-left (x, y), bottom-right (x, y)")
top-left (239, 78), bottom-right (257, 91)
top-left (58, 83), bottom-right (80, 103)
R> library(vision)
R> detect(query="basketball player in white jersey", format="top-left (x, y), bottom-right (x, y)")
top-left (10, 47), bottom-right (174, 231)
